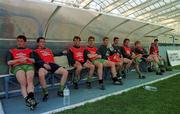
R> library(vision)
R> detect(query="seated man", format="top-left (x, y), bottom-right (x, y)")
top-left (98, 37), bottom-right (123, 84)
top-left (134, 41), bottom-right (149, 59)
top-left (34, 37), bottom-right (68, 101)
top-left (7, 35), bottom-right (37, 109)
top-left (149, 39), bottom-right (172, 72)
top-left (147, 43), bottom-right (163, 75)
top-left (121, 38), bottom-right (145, 79)
top-left (112, 37), bottom-right (124, 78)
top-left (68, 36), bottom-right (95, 89)
top-left (134, 41), bottom-right (162, 75)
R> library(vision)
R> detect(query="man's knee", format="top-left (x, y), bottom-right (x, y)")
top-left (38, 68), bottom-right (47, 77)
top-left (16, 70), bottom-right (25, 76)
top-left (61, 68), bottom-right (68, 76)
top-left (96, 62), bottom-right (103, 69)
top-left (89, 64), bottom-right (95, 70)
top-left (76, 65), bottom-right (83, 71)
top-left (109, 61), bottom-right (115, 68)
top-left (128, 60), bottom-right (132, 64)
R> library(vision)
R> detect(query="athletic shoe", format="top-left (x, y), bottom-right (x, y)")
top-left (73, 82), bottom-right (79, 89)
top-left (86, 82), bottom-right (92, 89)
top-left (99, 83), bottom-right (105, 90)
top-left (57, 91), bottom-right (64, 97)
top-left (42, 93), bottom-right (48, 102)
top-left (139, 75), bottom-right (146, 79)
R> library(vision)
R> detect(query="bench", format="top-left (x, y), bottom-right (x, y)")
top-left (0, 55), bottom-right (75, 98)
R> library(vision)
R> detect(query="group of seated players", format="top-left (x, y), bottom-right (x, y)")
top-left (6, 35), bottom-right (171, 109)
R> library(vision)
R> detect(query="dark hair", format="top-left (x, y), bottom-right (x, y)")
top-left (135, 40), bottom-right (141, 46)
top-left (17, 35), bottom-right (27, 42)
top-left (123, 38), bottom-right (130, 44)
top-left (88, 36), bottom-right (95, 41)
top-left (154, 39), bottom-right (158, 42)
top-left (113, 37), bottom-right (119, 42)
top-left (103, 37), bottom-right (109, 41)
top-left (73, 36), bottom-right (81, 41)
top-left (37, 37), bottom-right (45, 43)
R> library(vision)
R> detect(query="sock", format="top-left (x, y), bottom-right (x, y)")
top-left (138, 72), bottom-right (142, 77)
top-left (87, 76), bottom-right (92, 82)
top-left (73, 76), bottom-right (80, 83)
top-left (153, 62), bottom-right (160, 73)
top-left (27, 92), bottom-right (34, 99)
top-left (24, 96), bottom-right (28, 101)
top-left (99, 79), bottom-right (103, 84)
top-left (150, 61), bottom-right (154, 67)
top-left (112, 77), bottom-right (118, 82)
top-left (158, 61), bottom-right (164, 66)
top-left (42, 87), bottom-right (48, 95)
top-left (58, 85), bottom-right (64, 92)
top-left (117, 70), bottom-right (121, 77)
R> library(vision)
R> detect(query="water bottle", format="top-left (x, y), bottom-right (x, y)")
top-left (144, 86), bottom-right (158, 91)
top-left (108, 43), bottom-right (114, 51)
top-left (63, 86), bottom-right (70, 106)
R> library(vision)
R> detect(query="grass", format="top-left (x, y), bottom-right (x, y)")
top-left (173, 65), bottom-right (180, 70)
top-left (56, 74), bottom-right (180, 114)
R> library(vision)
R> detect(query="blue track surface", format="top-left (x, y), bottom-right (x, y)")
top-left (2, 70), bottom-right (180, 114)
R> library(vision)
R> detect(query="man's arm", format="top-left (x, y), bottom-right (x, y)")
top-left (7, 51), bottom-right (14, 65)
top-left (33, 52), bottom-right (45, 67)
top-left (7, 51), bottom-right (26, 65)
top-left (28, 52), bottom-right (35, 63)
top-left (134, 48), bottom-right (143, 54)
top-left (121, 47), bottom-right (132, 59)
top-left (98, 46), bottom-right (106, 59)
top-left (67, 49), bottom-right (75, 65)
top-left (84, 49), bottom-right (89, 62)
top-left (53, 49), bottom-right (67, 56)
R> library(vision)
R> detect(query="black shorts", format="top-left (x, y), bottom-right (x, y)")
top-left (38, 63), bottom-right (62, 73)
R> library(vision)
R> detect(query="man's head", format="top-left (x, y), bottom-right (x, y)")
top-left (151, 42), bottom-right (155, 47)
top-left (113, 37), bottom-right (119, 45)
top-left (88, 36), bottom-right (95, 47)
top-left (134, 40), bottom-right (141, 47)
top-left (37, 37), bottom-right (46, 49)
top-left (17, 35), bottom-right (27, 48)
top-left (73, 36), bottom-right (81, 47)
top-left (154, 39), bottom-right (158, 46)
top-left (103, 37), bottom-right (109, 46)
top-left (123, 38), bottom-right (130, 47)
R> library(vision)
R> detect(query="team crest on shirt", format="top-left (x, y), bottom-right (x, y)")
top-left (41, 50), bottom-right (51, 56)
top-left (77, 52), bottom-right (83, 57)
top-left (15, 53), bottom-right (27, 58)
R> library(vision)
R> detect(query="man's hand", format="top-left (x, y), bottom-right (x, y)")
top-left (62, 50), bottom-right (68, 54)
top-left (96, 55), bottom-right (102, 59)
top-left (44, 63), bottom-right (51, 70)
top-left (18, 58), bottom-right (28, 63)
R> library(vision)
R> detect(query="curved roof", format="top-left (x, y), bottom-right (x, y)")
top-left (34, 0), bottom-right (179, 35)
top-left (0, 0), bottom-right (179, 44)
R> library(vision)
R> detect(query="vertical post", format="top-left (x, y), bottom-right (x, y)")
top-left (3, 76), bottom-right (9, 98)
top-left (172, 35), bottom-right (175, 47)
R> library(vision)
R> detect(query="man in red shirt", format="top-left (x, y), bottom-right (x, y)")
top-left (86, 36), bottom-right (123, 90)
top-left (34, 37), bottom-right (68, 101)
top-left (149, 39), bottom-right (172, 72)
top-left (121, 38), bottom-right (145, 79)
top-left (7, 35), bottom-right (37, 109)
top-left (68, 36), bottom-right (95, 89)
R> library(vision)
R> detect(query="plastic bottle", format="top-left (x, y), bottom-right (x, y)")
top-left (63, 86), bottom-right (70, 106)
top-left (108, 43), bottom-right (114, 51)
top-left (144, 86), bottom-right (158, 91)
